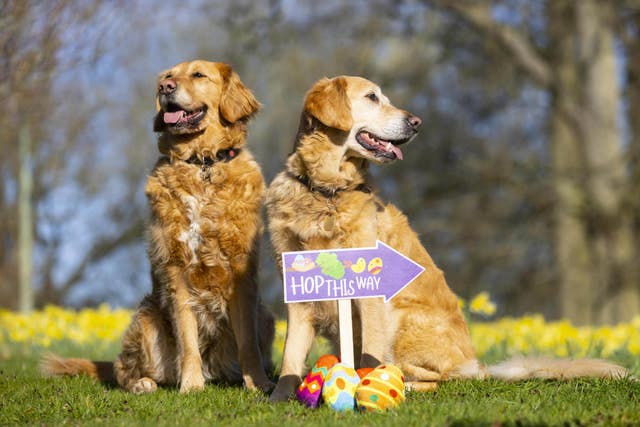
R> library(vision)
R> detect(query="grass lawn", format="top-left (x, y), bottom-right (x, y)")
top-left (1, 340), bottom-right (639, 426)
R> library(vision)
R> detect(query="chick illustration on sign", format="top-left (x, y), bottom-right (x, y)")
top-left (350, 257), bottom-right (366, 273)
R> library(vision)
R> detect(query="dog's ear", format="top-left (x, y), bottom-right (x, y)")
top-left (218, 63), bottom-right (260, 123)
top-left (304, 77), bottom-right (352, 132)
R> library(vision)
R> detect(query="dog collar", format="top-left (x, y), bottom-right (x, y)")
top-left (181, 148), bottom-right (241, 181)
top-left (185, 148), bottom-right (241, 167)
top-left (289, 172), bottom-right (371, 198)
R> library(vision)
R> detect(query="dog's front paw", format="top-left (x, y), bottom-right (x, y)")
top-left (269, 388), bottom-right (290, 403)
top-left (269, 375), bottom-right (300, 402)
top-left (179, 371), bottom-right (205, 393)
top-left (130, 377), bottom-right (158, 394)
top-left (244, 374), bottom-right (275, 393)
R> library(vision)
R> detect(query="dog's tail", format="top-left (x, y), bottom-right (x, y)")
top-left (485, 356), bottom-right (633, 381)
top-left (40, 353), bottom-right (116, 384)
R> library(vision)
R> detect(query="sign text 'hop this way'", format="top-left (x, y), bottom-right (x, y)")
top-left (282, 240), bottom-right (425, 304)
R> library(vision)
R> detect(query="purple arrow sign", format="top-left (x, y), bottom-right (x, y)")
top-left (282, 240), bottom-right (425, 303)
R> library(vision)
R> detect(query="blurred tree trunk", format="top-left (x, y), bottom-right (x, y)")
top-left (429, 0), bottom-right (639, 324)
top-left (18, 125), bottom-right (34, 313)
top-left (622, 4), bottom-right (640, 289)
top-left (551, 0), bottom-right (637, 324)
top-left (584, 0), bottom-right (639, 323)
top-left (548, 0), bottom-right (593, 325)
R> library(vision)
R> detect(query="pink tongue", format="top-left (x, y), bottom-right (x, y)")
top-left (389, 144), bottom-right (403, 160)
top-left (164, 110), bottom-right (185, 124)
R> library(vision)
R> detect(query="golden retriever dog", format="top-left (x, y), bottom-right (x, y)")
top-left (266, 76), bottom-right (630, 401)
top-left (43, 60), bottom-right (274, 394)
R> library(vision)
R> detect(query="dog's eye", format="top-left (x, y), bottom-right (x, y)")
top-left (192, 72), bottom-right (206, 78)
top-left (366, 92), bottom-right (379, 103)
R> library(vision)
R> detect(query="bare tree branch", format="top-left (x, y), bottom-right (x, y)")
top-left (426, 0), bottom-right (552, 87)
top-left (36, 218), bottom-right (145, 306)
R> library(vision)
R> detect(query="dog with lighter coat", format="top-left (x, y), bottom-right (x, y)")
top-left (267, 75), bottom-right (631, 401)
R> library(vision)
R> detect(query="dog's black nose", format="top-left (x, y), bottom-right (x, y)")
top-left (159, 78), bottom-right (177, 95)
top-left (407, 114), bottom-right (422, 130)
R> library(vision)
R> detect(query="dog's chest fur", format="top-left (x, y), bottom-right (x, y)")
top-left (146, 157), bottom-right (263, 291)
top-left (274, 180), bottom-right (381, 250)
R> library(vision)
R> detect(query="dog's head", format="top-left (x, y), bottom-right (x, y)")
top-left (302, 76), bottom-right (421, 163)
top-left (153, 60), bottom-right (259, 135)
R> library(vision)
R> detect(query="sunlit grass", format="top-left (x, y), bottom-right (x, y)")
top-left (1, 296), bottom-right (639, 426)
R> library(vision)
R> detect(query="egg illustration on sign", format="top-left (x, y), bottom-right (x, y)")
top-left (367, 257), bottom-right (383, 275)
top-left (350, 257), bottom-right (366, 273)
top-left (322, 363), bottom-right (360, 411)
top-left (291, 254), bottom-right (316, 272)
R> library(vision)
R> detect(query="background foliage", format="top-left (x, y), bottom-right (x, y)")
top-left (1, 0), bottom-right (639, 324)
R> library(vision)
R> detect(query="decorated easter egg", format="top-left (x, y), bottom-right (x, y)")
top-left (356, 364), bottom-right (405, 412)
top-left (351, 257), bottom-right (366, 273)
top-left (322, 363), bottom-right (361, 411)
top-left (316, 354), bottom-right (340, 370)
top-left (296, 354), bottom-right (340, 407)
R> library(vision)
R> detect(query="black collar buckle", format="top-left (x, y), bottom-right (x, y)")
top-left (289, 172), bottom-right (371, 198)
top-left (184, 148), bottom-right (241, 181)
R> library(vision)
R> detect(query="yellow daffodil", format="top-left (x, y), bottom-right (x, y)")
top-left (469, 291), bottom-right (497, 316)
top-left (1, 303), bottom-right (639, 361)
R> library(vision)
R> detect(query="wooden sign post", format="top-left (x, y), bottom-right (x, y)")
top-left (338, 299), bottom-right (355, 367)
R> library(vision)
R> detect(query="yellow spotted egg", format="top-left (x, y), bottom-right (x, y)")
top-left (355, 364), bottom-right (405, 412)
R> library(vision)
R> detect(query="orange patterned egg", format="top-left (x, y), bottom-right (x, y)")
top-left (355, 364), bottom-right (405, 412)
top-left (316, 354), bottom-right (340, 369)
top-left (296, 354), bottom-right (340, 407)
